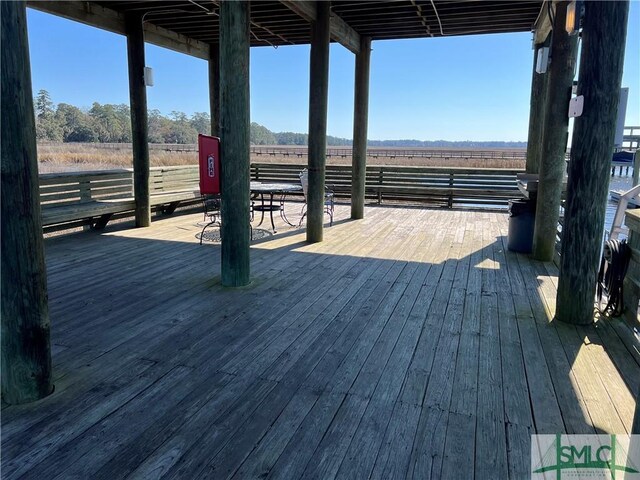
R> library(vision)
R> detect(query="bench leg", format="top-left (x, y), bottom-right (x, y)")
top-left (162, 202), bottom-right (181, 215)
top-left (92, 213), bottom-right (113, 230)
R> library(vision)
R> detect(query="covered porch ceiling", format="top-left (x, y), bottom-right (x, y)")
top-left (29, 0), bottom-right (544, 59)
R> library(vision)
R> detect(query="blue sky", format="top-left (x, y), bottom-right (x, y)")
top-left (27, 3), bottom-right (639, 141)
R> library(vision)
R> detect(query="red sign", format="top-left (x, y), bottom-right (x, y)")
top-left (198, 134), bottom-right (221, 195)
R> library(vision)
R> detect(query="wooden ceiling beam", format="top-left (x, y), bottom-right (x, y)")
top-left (27, 1), bottom-right (210, 59)
top-left (280, 0), bottom-right (360, 53)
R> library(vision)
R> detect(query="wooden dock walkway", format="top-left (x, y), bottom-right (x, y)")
top-left (2, 205), bottom-right (638, 479)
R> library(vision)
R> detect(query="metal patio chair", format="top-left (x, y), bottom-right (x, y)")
top-left (298, 168), bottom-right (334, 227)
top-left (200, 194), bottom-right (256, 244)
top-left (200, 194), bottom-right (221, 244)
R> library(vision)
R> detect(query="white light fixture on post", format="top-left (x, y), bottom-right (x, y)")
top-left (144, 66), bottom-right (154, 87)
top-left (536, 46), bottom-right (550, 74)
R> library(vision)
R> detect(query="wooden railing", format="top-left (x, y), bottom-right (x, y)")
top-left (623, 126), bottom-right (640, 149)
top-left (38, 163), bottom-right (524, 231)
top-left (250, 146), bottom-right (527, 160)
top-left (251, 162), bottom-right (523, 207)
top-left (38, 130), bottom-right (640, 155)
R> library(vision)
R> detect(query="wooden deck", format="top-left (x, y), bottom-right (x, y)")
top-left (3, 204), bottom-right (639, 479)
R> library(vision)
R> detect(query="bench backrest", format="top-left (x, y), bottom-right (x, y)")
top-left (150, 166), bottom-right (199, 194)
top-left (251, 162), bottom-right (523, 206)
top-left (39, 166), bottom-right (202, 210)
top-left (39, 170), bottom-right (133, 208)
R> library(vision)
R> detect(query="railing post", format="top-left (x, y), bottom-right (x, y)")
top-left (80, 179), bottom-right (92, 231)
top-left (79, 179), bottom-right (91, 202)
top-left (448, 172), bottom-right (454, 208)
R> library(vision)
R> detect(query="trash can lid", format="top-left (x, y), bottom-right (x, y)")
top-left (509, 198), bottom-right (535, 215)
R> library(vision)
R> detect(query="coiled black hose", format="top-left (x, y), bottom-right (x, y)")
top-left (597, 239), bottom-right (631, 317)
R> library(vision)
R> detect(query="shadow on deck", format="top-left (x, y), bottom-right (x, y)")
top-left (2, 205), bottom-right (638, 479)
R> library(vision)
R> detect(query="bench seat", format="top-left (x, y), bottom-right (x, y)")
top-left (42, 199), bottom-right (136, 227)
top-left (42, 189), bottom-right (201, 230)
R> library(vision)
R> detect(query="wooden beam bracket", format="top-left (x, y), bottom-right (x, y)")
top-left (280, 0), bottom-right (360, 53)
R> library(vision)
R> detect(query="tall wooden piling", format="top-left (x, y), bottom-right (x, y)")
top-left (525, 41), bottom-right (549, 174)
top-left (126, 13), bottom-right (151, 227)
top-left (220, 0), bottom-right (251, 286)
top-left (307, 1), bottom-right (331, 243)
top-left (209, 43), bottom-right (220, 137)
top-left (1, 0), bottom-right (53, 404)
top-left (556, 0), bottom-right (630, 325)
top-left (532, 1), bottom-right (579, 261)
top-left (351, 36), bottom-right (372, 220)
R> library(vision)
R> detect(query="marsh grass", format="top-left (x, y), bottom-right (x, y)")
top-left (37, 143), bottom-right (525, 173)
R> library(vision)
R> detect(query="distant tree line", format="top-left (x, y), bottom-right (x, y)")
top-left (250, 123), bottom-right (526, 148)
top-left (35, 90), bottom-right (526, 148)
top-left (250, 122), bottom-right (352, 146)
top-left (34, 90), bottom-right (210, 144)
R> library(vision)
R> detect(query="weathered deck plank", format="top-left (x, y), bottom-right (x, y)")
top-left (2, 204), bottom-right (638, 480)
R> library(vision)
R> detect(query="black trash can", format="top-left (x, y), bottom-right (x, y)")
top-left (507, 198), bottom-right (536, 253)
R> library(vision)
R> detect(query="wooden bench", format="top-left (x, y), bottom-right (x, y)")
top-left (40, 162), bottom-right (524, 232)
top-left (40, 167), bottom-right (201, 232)
top-left (251, 162), bottom-right (523, 207)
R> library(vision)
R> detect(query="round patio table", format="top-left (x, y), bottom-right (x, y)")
top-left (250, 181), bottom-right (302, 233)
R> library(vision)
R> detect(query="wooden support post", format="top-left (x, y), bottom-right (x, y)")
top-left (209, 42), bottom-right (220, 137)
top-left (126, 14), bottom-right (151, 227)
top-left (307, 1), bottom-right (331, 243)
top-left (556, 0), bottom-right (630, 325)
top-left (525, 39), bottom-right (549, 174)
top-left (351, 36), bottom-right (372, 220)
top-left (220, 0), bottom-right (251, 287)
top-left (532, 2), bottom-right (579, 261)
top-left (1, 0), bottom-right (53, 404)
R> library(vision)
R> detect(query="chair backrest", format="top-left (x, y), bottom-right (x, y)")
top-left (299, 169), bottom-right (309, 200)
top-left (202, 194), bottom-right (221, 216)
